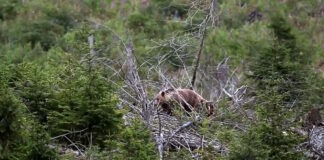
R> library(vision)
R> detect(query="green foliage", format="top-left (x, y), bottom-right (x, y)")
top-left (128, 12), bottom-right (163, 38)
top-left (106, 119), bottom-right (158, 160)
top-left (44, 7), bottom-right (77, 31)
top-left (48, 57), bottom-right (122, 147)
top-left (128, 12), bottom-right (148, 30)
top-left (0, 44), bottom-right (33, 64)
top-left (0, 67), bottom-right (24, 158)
top-left (229, 122), bottom-right (304, 160)
top-left (5, 1), bottom-right (77, 51)
top-left (0, 0), bottom-right (20, 20)
top-left (229, 90), bottom-right (305, 159)
top-left (230, 15), bottom-right (314, 160)
top-left (12, 63), bottom-right (58, 123)
top-left (118, 121), bottom-right (157, 160)
top-left (229, 90), bottom-right (304, 160)
top-left (150, 0), bottom-right (189, 18)
top-left (164, 149), bottom-right (193, 160)
top-left (0, 0), bottom-right (323, 159)
top-left (23, 122), bottom-right (58, 160)
top-left (0, 64), bottom-right (57, 159)
top-left (248, 15), bottom-right (314, 110)
top-left (204, 22), bottom-right (272, 66)
top-left (218, 1), bottom-right (249, 29)
top-left (17, 19), bottom-right (65, 50)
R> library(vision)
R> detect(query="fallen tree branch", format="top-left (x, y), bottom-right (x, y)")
top-left (50, 128), bottom-right (88, 140)
top-left (164, 121), bottom-right (194, 148)
top-left (63, 135), bottom-right (85, 157)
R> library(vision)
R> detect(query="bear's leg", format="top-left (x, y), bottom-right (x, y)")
top-left (182, 103), bottom-right (192, 112)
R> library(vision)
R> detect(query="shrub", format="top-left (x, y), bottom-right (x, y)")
top-left (0, 0), bottom-right (20, 20)
top-left (106, 119), bottom-right (158, 160)
top-left (0, 78), bottom-right (24, 159)
top-left (48, 58), bottom-right (122, 148)
top-left (0, 64), bottom-right (57, 159)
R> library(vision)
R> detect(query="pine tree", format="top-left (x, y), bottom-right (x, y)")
top-left (0, 64), bottom-right (57, 159)
top-left (48, 56), bottom-right (122, 148)
top-left (12, 63), bottom-right (58, 124)
top-left (230, 15), bottom-right (312, 159)
top-left (0, 84), bottom-right (24, 158)
top-left (0, 65), bottom-right (22, 158)
top-left (249, 15), bottom-right (312, 109)
top-left (106, 119), bottom-right (158, 160)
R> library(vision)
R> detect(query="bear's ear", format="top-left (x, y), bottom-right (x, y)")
top-left (161, 91), bottom-right (165, 97)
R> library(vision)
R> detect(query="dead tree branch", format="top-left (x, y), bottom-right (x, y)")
top-left (124, 40), bottom-right (165, 159)
top-left (164, 121), bottom-right (194, 148)
top-left (50, 128), bottom-right (88, 140)
top-left (191, 15), bottom-right (209, 88)
top-left (125, 41), bottom-right (152, 121)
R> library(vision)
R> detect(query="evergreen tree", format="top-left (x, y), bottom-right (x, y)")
top-left (48, 56), bottom-right (122, 148)
top-left (230, 15), bottom-right (312, 159)
top-left (0, 64), bottom-right (57, 159)
top-left (0, 66), bottom-right (24, 159)
top-left (12, 63), bottom-right (58, 124)
top-left (106, 119), bottom-right (158, 160)
top-left (249, 15), bottom-right (313, 109)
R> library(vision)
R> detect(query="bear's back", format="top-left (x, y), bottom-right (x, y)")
top-left (175, 89), bottom-right (202, 107)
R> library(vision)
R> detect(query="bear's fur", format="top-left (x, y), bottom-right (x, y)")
top-left (154, 88), bottom-right (214, 116)
top-left (303, 108), bottom-right (323, 131)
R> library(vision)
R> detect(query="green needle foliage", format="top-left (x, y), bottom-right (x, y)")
top-left (229, 15), bottom-right (316, 159)
top-left (249, 15), bottom-right (312, 108)
top-left (48, 57), bottom-right (122, 148)
top-left (0, 0), bottom-right (323, 159)
top-left (111, 119), bottom-right (158, 160)
top-left (0, 65), bottom-right (57, 159)
top-left (0, 66), bottom-right (24, 158)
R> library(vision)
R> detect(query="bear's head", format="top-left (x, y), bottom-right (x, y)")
top-left (154, 89), bottom-right (174, 105)
top-left (154, 88), bottom-right (175, 113)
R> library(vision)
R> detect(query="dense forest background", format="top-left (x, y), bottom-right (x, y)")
top-left (0, 0), bottom-right (324, 159)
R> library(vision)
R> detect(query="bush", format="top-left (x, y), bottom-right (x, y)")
top-left (0, 0), bottom-right (20, 20)
top-left (23, 122), bottom-right (58, 160)
top-left (19, 19), bottom-right (65, 50)
top-left (0, 64), bottom-right (57, 159)
top-left (48, 58), bottom-right (122, 148)
top-left (0, 77), bottom-right (24, 159)
top-left (128, 12), bottom-right (162, 38)
top-left (12, 63), bottom-right (58, 124)
top-left (106, 119), bottom-right (158, 160)
top-left (232, 15), bottom-right (313, 160)
top-left (229, 122), bottom-right (304, 160)
top-left (247, 15), bottom-right (316, 113)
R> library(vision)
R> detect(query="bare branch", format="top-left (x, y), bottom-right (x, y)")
top-left (50, 128), bottom-right (88, 140)
top-left (191, 15), bottom-right (209, 88)
top-left (164, 121), bottom-right (193, 147)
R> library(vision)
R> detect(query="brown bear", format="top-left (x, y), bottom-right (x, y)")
top-left (154, 88), bottom-right (214, 116)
